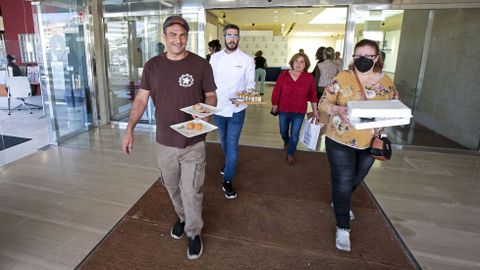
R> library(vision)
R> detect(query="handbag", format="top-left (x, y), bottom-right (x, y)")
top-left (370, 133), bottom-right (392, 160)
top-left (353, 70), bottom-right (392, 161)
top-left (270, 108), bottom-right (279, 116)
top-left (271, 71), bottom-right (287, 116)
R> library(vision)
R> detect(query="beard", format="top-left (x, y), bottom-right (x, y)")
top-left (225, 41), bottom-right (238, 51)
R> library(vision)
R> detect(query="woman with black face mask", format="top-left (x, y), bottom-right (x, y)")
top-left (318, 39), bottom-right (400, 252)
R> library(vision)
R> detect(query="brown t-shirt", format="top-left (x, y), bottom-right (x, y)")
top-left (140, 52), bottom-right (216, 148)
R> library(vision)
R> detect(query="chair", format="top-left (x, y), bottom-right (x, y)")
top-left (6, 76), bottom-right (42, 115)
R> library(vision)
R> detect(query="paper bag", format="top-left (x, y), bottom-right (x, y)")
top-left (300, 117), bottom-right (323, 151)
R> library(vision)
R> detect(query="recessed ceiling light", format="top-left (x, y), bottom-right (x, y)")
top-left (309, 7), bottom-right (347, 24)
top-left (290, 10), bottom-right (312, 15)
top-left (273, 10), bottom-right (279, 13)
top-left (160, 1), bottom-right (173, 7)
top-left (292, 31), bottom-right (337, 37)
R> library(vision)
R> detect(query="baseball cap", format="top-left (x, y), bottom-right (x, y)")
top-left (163, 16), bottom-right (189, 32)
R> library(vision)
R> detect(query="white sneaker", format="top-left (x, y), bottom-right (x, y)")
top-left (330, 202), bottom-right (355, 220)
top-left (335, 227), bottom-right (351, 252)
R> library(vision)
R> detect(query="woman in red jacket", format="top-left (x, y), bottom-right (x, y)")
top-left (271, 53), bottom-right (319, 166)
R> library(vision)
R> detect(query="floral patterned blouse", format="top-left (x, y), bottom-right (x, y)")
top-left (319, 70), bottom-right (400, 149)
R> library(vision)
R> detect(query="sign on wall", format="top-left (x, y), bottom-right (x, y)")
top-left (239, 36), bottom-right (288, 66)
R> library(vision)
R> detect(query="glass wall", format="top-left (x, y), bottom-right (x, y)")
top-left (33, 0), bottom-right (94, 143)
top-left (98, 2), bottom-right (479, 152)
top-left (352, 7), bottom-right (480, 151)
top-left (103, 4), bottom-right (200, 125)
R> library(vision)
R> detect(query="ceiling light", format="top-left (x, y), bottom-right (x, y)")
top-left (309, 7), bottom-right (348, 24)
top-left (273, 10), bottom-right (279, 13)
top-left (160, 1), bottom-right (173, 7)
top-left (291, 10), bottom-right (311, 15)
top-left (292, 31), bottom-right (337, 37)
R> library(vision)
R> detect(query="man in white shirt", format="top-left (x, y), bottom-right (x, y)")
top-left (210, 24), bottom-right (255, 199)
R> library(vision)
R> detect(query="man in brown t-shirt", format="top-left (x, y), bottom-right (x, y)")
top-left (122, 16), bottom-right (217, 260)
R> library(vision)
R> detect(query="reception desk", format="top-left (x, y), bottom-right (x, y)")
top-left (265, 66), bottom-right (290, 82)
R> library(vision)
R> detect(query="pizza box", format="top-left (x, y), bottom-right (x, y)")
top-left (348, 100), bottom-right (412, 118)
top-left (349, 117), bottom-right (411, 130)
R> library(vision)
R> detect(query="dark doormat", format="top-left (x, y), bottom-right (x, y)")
top-left (0, 135), bottom-right (31, 150)
top-left (78, 144), bottom-right (419, 270)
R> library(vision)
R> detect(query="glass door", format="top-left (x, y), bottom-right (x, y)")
top-left (350, 7), bottom-right (480, 151)
top-left (104, 11), bottom-right (199, 125)
top-left (32, 0), bottom-right (93, 143)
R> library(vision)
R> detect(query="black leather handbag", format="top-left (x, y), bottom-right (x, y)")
top-left (270, 108), bottom-right (279, 116)
top-left (370, 134), bottom-right (392, 161)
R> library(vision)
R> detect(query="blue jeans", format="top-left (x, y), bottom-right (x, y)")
top-left (279, 112), bottom-right (305, 156)
top-left (213, 110), bottom-right (246, 182)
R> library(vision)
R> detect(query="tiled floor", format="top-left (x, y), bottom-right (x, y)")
top-left (0, 96), bottom-right (49, 167)
top-left (0, 86), bottom-right (479, 269)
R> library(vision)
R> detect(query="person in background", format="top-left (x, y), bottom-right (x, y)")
top-left (122, 16), bottom-right (217, 260)
top-left (155, 42), bottom-right (165, 55)
top-left (271, 53), bottom-right (319, 166)
top-left (311, 46), bottom-right (326, 97)
top-left (334, 51), bottom-right (343, 70)
top-left (210, 24), bottom-right (255, 199)
top-left (319, 39), bottom-right (399, 252)
top-left (206, 39), bottom-right (221, 62)
top-left (299, 48), bottom-right (305, 54)
top-left (316, 47), bottom-right (340, 101)
top-left (7, 55), bottom-right (21, 76)
top-left (254, 50), bottom-right (267, 96)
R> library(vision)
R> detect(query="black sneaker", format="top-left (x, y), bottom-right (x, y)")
top-left (222, 181), bottom-right (237, 199)
top-left (170, 219), bottom-right (185, 240)
top-left (219, 165), bottom-right (225, 175)
top-left (187, 235), bottom-right (203, 260)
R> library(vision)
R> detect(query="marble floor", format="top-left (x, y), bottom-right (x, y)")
top-left (0, 96), bottom-right (49, 167)
top-left (0, 86), bottom-right (479, 269)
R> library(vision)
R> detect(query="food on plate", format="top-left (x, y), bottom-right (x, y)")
top-left (192, 103), bottom-right (210, 113)
top-left (194, 123), bottom-right (203, 131)
top-left (235, 90), bottom-right (262, 102)
top-left (186, 122), bottom-right (195, 130)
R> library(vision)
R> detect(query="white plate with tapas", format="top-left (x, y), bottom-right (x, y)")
top-left (180, 103), bottom-right (219, 118)
top-left (170, 119), bottom-right (218, 138)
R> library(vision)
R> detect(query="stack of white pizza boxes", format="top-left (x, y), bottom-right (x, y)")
top-left (347, 100), bottom-right (412, 130)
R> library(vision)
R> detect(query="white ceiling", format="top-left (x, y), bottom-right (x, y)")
top-left (208, 7), bottom-right (403, 37)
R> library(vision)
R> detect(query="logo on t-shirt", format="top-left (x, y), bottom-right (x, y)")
top-left (178, 73), bottom-right (194, 88)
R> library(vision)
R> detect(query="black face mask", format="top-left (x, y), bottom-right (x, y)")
top-left (354, 57), bottom-right (374, 73)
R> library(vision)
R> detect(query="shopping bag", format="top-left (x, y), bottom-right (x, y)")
top-left (306, 112), bottom-right (328, 136)
top-left (300, 117), bottom-right (323, 151)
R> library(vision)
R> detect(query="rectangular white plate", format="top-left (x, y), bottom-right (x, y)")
top-left (350, 117), bottom-right (411, 130)
top-left (170, 119), bottom-right (218, 138)
top-left (180, 103), bottom-right (219, 118)
top-left (348, 100), bottom-right (412, 118)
